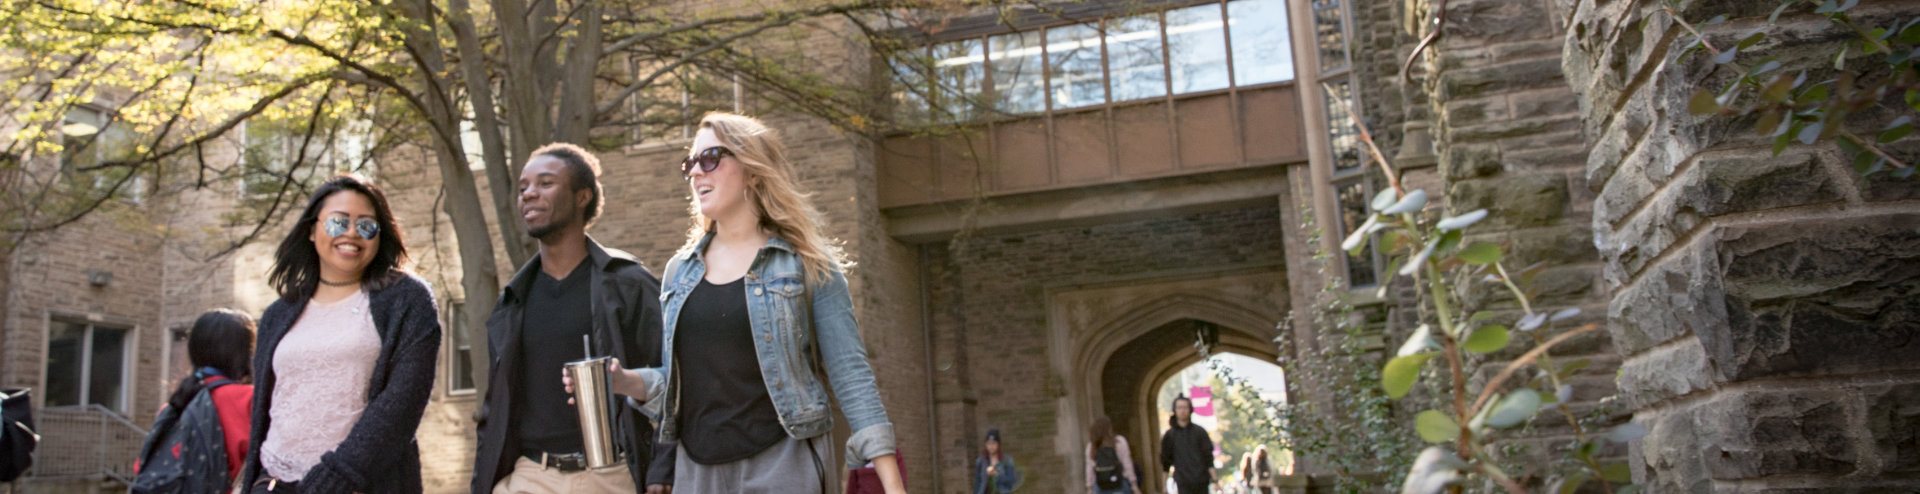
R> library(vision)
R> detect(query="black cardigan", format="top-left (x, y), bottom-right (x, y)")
top-left (242, 273), bottom-right (441, 494)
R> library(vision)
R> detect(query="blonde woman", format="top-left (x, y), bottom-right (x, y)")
top-left (581, 112), bottom-right (903, 493)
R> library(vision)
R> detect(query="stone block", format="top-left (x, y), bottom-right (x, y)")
top-left (1864, 382), bottom-right (1920, 475)
top-left (1605, 238), bottom-right (1728, 355)
top-left (1633, 407), bottom-right (1713, 493)
top-left (1697, 388), bottom-right (1856, 479)
top-left (1617, 338), bottom-right (1715, 408)
top-left (1705, 213), bottom-right (1920, 380)
top-left (1442, 143), bottom-right (1503, 181)
top-left (1675, 149), bottom-right (1849, 218)
top-left (1441, 58), bottom-right (1570, 101)
top-left (1448, 174), bottom-right (1571, 230)
top-left (1438, 0), bottom-right (1560, 45)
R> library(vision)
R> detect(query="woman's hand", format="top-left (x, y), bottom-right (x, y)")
top-left (563, 358), bottom-right (648, 404)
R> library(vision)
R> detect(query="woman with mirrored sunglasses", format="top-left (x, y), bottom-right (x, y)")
top-left (243, 174), bottom-right (442, 494)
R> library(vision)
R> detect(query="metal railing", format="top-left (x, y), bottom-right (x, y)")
top-left (31, 404), bottom-right (146, 485)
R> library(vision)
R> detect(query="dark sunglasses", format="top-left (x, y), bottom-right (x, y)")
top-left (323, 216), bottom-right (380, 239)
top-left (680, 146), bottom-right (732, 178)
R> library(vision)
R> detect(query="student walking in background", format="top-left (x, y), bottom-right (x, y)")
top-left (132, 309), bottom-right (257, 493)
top-left (1086, 417), bottom-right (1139, 494)
top-left (972, 429), bottom-right (1021, 493)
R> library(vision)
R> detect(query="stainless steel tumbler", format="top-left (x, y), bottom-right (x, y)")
top-left (564, 356), bottom-right (619, 468)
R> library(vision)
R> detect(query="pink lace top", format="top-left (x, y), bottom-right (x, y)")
top-left (260, 290), bottom-right (380, 481)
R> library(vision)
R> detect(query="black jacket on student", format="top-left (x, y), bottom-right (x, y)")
top-left (242, 272), bottom-right (442, 494)
top-left (1160, 416), bottom-right (1215, 486)
top-left (471, 239), bottom-right (673, 493)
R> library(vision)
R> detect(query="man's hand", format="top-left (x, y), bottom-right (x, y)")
top-left (645, 484), bottom-right (672, 494)
top-left (563, 358), bottom-right (647, 404)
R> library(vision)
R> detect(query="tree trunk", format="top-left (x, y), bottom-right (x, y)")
top-left (448, 0), bottom-right (532, 274)
top-left (395, 0), bottom-right (501, 397)
top-left (553, 2), bottom-right (603, 144)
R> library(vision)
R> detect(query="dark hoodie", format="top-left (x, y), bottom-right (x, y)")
top-left (1160, 415), bottom-right (1214, 485)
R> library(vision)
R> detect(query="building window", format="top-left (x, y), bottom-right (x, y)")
top-left (1312, 0), bottom-right (1349, 73)
top-left (934, 38), bottom-right (986, 122)
top-left (1046, 22), bottom-right (1108, 110)
top-left (1106, 13), bottom-right (1168, 103)
top-left (989, 30), bottom-right (1047, 114)
top-left (44, 319), bottom-right (132, 413)
top-left (1323, 79), bottom-right (1361, 172)
top-left (448, 302), bottom-right (476, 394)
top-left (1167, 3), bottom-right (1231, 94)
top-left (1336, 180), bottom-right (1382, 287)
top-left (1230, 0), bottom-right (1295, 85)
top-left (894, 0), bottom-right (1295, 123)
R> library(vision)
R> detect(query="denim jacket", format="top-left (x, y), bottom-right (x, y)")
top-left (636, 234), bottom-right (895, 467)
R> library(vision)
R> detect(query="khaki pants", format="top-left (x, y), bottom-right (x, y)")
top-left (492, 456), bottom-right (635, 494)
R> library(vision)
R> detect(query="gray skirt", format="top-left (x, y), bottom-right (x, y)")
top-left (673, 435), bottom-right (839, 494)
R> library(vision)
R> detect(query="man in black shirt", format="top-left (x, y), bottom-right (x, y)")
top-left (1161, 395), bottom-right (1216, 494)
top-left (471, 143), bottom-right (674, 494)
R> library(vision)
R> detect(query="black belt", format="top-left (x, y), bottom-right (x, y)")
top-left (522, 450), bottom-right (623, 472)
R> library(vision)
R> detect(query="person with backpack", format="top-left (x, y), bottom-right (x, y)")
top-left (971, 429), bottom-right (1020, 494)
top-left (1085, 416), bottom-right (1138, 494)
top-left (133, 309), bottom-right (257, 493)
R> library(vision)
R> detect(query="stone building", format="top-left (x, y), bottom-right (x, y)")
top-left (3, 0), bottom-right (1917, 493)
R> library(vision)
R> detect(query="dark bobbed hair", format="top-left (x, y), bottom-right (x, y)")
top-left (1090, 415), bottom-right (1115, 449)
top-left (529, 142), bottom-right (603, 227)
top-left (165, 309), bottom-right (256, 412)
top-left (1169, 394), bottom-right (1193, 427)
top-left (268, 174), bottom-right (410, 299)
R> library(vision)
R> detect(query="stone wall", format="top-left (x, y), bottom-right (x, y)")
top-left (1404, 0), bottom-right (1624, 484)
top-left (1566, 0), bottom-right (1920, 490)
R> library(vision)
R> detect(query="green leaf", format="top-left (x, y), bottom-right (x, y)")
top-left (1371, 188), bottom-right (1397, 211)
top-left (1457, 241), bottom-right (1501, 265)
top-left (1815, 0), bottom-right (1839, 14)
top-left (1798, 83), bottom-right (1831, 105)
top-left (1737, 29), bottom-right (1767, 50)
top-left (1470, 311), bottom-right (1497, 323)
top-left (1559, 358), bottom-right (1593, 378)
top-left (1556, 471), bottom-right (1590, 494)
top-left (1836, 44), bottom-right (1850, 70)
top-left (1798, 121), bottom-right (1825, 145)
top-left (1383, 353), bottom-right (1436, 399)
top-left (1901, 18), bottom-right (1920, 44)
top-left (1838, 0), bottom-right (1859, 12)
top-left (1760, 73), bottom-right (1794, 102)
top-left (1713, 46), bottom-right (1740, 64)
top-left (1908, 89), bottom-right (1920, 114)
top-left (1616, 485), bottom-right (1643, 494)
top-left (1748, 59), bottom-right (1783, 77)
top-left (1705, 14), bottom-right (1728, 25)
top-left (1689, 89), bottom-right (1722, 115)
top-left (1485, 388), bottom-right (1542, 428)
top-left (1608, 422), bottom-right (1649, 443)
top-left (1769, 1), bottom-right (1795, 24)
top-left (1881, 124), bottom-right (1914, 143)
top-left (1435, 229), bottom-right (1464, 253)
top-left (1756, 110), bottom-right (1784, 135)
top-left (1462, 325), bottom-right (1511, 353)
top-left (1601, 462), bottom-right (1633, 483)
top-left (1416, 410), bottom-right (1459, 443)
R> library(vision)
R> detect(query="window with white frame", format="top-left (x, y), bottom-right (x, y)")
top-left (44, 319), bottom-right (133, 412)
top-left (892, 0), bottom-right (1295, 123)
top-left (1311, 0), bottom-right (1383, 288)
top-left (448, 302), bottom-right (476, 394)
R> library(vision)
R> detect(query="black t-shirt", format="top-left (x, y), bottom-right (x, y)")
top-left (514, 260), bottom-right (593, 455)
top-left (677, 276), bottom-right (786, 464)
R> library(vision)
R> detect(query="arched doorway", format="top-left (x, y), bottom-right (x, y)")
top-left (1046, 268), bottom-right (1288, 493)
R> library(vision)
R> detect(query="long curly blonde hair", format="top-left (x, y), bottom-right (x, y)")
top-left (680, 112), bottom-right (850, 282)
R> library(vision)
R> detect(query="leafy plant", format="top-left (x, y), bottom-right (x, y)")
top-left (1675, 0), bottom-right (1920, 179)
